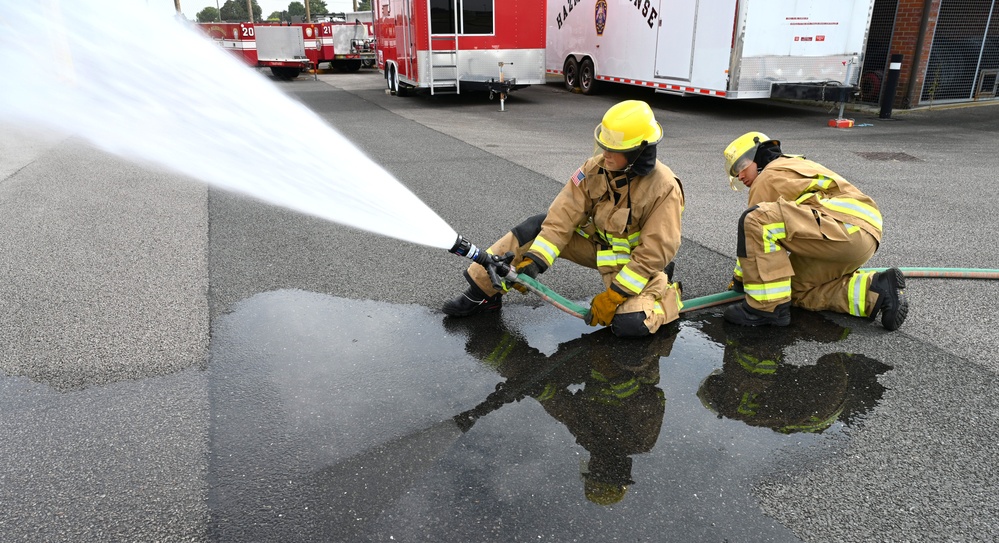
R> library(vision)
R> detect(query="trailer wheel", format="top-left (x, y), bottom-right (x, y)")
top-left (270, 67), bottom-right (302, 80)
top-left (563, 57), bottom-right (580, 91)
top-left (386, 64), bottom-right (398, 94)
top-left (333, 60), bottom-right (363, 72)
top-left (579, 58), bottom-right (597, 95)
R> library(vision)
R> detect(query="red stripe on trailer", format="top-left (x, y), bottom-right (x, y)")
top-left (596, 75), bottom-right (725, 97)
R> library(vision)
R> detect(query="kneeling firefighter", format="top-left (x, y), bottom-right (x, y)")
top-left (722, 132), bottom-right (908, 329)
top-left (443, 100), bottom-right (685, 338)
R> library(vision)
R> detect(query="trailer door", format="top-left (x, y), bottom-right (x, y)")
top-left (401, 0), bottom-right (417, 80)
top-left (654, 0), bottom-right (696, 80)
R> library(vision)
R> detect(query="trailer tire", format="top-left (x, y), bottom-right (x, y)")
top-left (563, 57), bottom-right (580, 91)
top-left (270, 67), bottom-right (302, 80)
top-left (386, 64), bottom-right (398, 94)
top-left (334, 60), bottom-right (363, 72)
top-left (579, 58), bottom-right (597, 95)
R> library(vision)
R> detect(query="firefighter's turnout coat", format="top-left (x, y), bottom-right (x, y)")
top-left (735, 156), bottom-right (884, 316)
top-left (467, 155), bottom-right (684, 336)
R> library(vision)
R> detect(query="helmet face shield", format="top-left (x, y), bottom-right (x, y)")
top-left (723, 131), bottom-right (770, 191)
top-left (729, 149), bottom-right (756, 178)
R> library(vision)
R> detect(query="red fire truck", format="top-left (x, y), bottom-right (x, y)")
top-left (373, 0), bottom-right (546, 96)
top-left (198, 20), bottom-right (375, 78)
top-left (316, 19), bottom-right (376, 72)
top-left (198, 22), bottom-right (318, 79)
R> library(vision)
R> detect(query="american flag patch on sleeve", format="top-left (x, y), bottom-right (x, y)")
top-left (571, 168), bottom-right (585, 186)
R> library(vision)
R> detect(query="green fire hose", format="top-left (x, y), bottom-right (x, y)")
top-left (512, 267), bottom-right (999, 321)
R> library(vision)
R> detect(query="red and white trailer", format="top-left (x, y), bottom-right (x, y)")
top-left (373, 0), bottom-right (546, 96)
top-left (547, 0), bottom-right (874, 101)
top-left (198, 22), bottom-right (318, 79)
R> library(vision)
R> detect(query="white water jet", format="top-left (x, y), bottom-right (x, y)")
top-left (0, 0), bottom-right (458, 250)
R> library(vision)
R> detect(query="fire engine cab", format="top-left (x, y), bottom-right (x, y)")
top-left (373, 0), bottom-right (546, 96)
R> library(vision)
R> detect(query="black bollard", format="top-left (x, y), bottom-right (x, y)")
top-left (879, 54), bottom-right (903, 119)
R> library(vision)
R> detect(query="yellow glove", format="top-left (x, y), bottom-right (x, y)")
top-left (587, 288), bottom-right (627, 326)
top-left (512, 257), bottom-right (541, 294)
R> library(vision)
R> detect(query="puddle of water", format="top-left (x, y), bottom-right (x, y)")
top-left (208, 290), bottom-right (890, 541)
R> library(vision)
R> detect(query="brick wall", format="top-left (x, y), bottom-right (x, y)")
top-left (889, 0), bottom-right (941, 108)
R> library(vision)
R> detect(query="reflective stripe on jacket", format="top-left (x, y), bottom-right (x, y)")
top-left (748, 157), bottom-right (882, 243)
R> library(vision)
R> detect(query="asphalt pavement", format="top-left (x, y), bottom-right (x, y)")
top-left (1, 71), bottom-right (996, 542)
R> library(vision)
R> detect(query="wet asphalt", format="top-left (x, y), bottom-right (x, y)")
top-left (1, 71), bottom-right (997, 542)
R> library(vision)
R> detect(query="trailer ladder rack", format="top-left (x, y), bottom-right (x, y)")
top-left (427, 3), bottom-right (459, 95)
top-left (429, 36), bottom-right (459, 94)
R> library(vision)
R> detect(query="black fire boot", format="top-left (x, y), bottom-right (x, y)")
top-left (723, 301), bottom-right (791, 327)
top-left (442, 283), bottom-right (502, 317)
top-left (870, 267), bottom-right (908, 331)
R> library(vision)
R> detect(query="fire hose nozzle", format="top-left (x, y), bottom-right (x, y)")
top-left (449, 235), bottom-right (489, 266)
top-left (448, 235), bottom-right (518, 290)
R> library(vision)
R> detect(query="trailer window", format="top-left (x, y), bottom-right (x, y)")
top-left (461, 0), bottom-right (492, 34)
top-left (430, 0), bottom-right (493, 35)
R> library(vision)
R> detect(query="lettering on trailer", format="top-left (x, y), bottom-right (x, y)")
top-left (556, 0), bottom-right (580, 29)
top-left (557, 0), bottom-right (659, 31)
top-left (786, 16), bottom-right (839, 26)
top-left (633, 0), bottom-right (658, 29)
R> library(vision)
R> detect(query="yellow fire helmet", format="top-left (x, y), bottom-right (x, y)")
top-left (722, 131), bottom-right (774, 190)
top-left (594, 100), bottom-right (663, 153)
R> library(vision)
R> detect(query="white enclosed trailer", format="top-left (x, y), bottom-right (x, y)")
top-left (547, 0), bottom-right (875, 101)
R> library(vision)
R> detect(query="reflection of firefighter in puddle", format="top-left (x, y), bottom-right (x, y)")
top-left (695, 310), bottom-right (891, 433)
top-left (447, 320), bottom-right (679, 505)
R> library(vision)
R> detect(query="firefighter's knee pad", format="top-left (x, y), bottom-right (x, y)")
top-left (736, 205), bottom-right (760, 258)
top-left (610, 311), bottom-right (652, 338)
top-left (510, 213), bottom-right (547, 246)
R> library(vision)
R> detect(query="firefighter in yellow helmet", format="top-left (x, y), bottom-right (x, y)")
top-left (443, 100), bottom-right (685, 337)
top-left (720, 132), bottom-right (908, 329)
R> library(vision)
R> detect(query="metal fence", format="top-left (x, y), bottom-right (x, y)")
top-left (859, 0), bottom-right (899, 104)
top-left (922, 0), bottom-right (999, 104)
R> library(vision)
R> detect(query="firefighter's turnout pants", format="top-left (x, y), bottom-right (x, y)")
top-left (465, 215), bottom-right (682, 337)
top-left (734, 199), bottom-right (881, 317)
